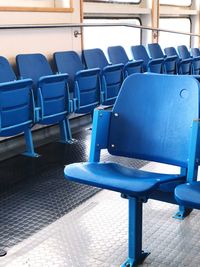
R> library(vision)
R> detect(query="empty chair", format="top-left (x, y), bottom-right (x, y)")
top-left (16, 53), bottom-right (72, 143)
top-left (131, 45), bottom-right (164, 73)
top-left (164, 46), bottom-right (192, 75)
top-left (107, 45), bottom-right (143, 77)
top-left (178, 45), bottom-right (200, 75)
top-left (148, 43), bottom-right (177, 74)
top-left (54, 51), bottom-right (100, 115)
top-left (0, 56), bottom-right (36, 157)
top-left (175, 182), bottom-right (200, 210)
top-left (64, 73), bottom-right (200, 266)
top-left (191, 47), bottom-right (200, 57)
top-left (82, 48), bottom-right (124, 105)
top-left (191, 47), bottom-right (200, 75)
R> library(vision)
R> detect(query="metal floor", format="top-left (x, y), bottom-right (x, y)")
top-left (1, 127), bottom-right (200, 267)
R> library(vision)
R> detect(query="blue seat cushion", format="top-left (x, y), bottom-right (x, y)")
top-left (64, 162), bottom-right (184, 197)
top-left (175, 182), bottom-right (200, 209)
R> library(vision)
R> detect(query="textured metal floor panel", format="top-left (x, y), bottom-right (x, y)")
top-left (2, 186), bottom-right (200, 267)
top-left (1, 126), bottom-right (200, 266)
top-left (0, 126), bottom-right (147, 262)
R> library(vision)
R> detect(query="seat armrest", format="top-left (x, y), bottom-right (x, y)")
top-left (89, 108), bottom-right (112, 162)
top-left (35, 107), bottom-right (41, 122)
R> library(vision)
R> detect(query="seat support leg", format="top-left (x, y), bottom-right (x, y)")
top-left (173, 205), bottom-right (193, 220)
top-left (22, 128), bottom-right (39, 157)
top-left (59, 119), bottom-right (76, 144)
top-left (121, 197), bottom-right (150, 267)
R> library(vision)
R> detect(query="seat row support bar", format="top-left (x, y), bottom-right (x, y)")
top-left (121, 197), bottom-right (150, 267)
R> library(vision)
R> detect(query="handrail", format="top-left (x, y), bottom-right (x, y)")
top-left (0, 22), bottom-right (199, 38)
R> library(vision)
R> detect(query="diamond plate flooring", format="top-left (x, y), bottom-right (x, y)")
top-left (1, 183), bottom-right (200, 267)
top-left (0, 125), bottom-right (147, 266)
top-left (1, 126), bottom-right (200, 266)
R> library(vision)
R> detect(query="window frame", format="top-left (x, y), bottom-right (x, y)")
top-left (159, 0), bottom-right (192, 8)
top-left (84, 0), bottom-right (141, 5)
top-left (159, 16), bottom-right (192, 47)
top-left (0, 0), bottom-right (73, 12)
top-left (83, 16), bottom-right (142, 44)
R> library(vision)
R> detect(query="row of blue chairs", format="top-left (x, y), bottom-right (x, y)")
top-left (1, 44), bottom-right (200, 157)
top-left (108, 43), bottom-right (200, 75)
top-left (0, 51), bottom-right (124, 157)
top-left (64, 73), bottom-right (200, 267)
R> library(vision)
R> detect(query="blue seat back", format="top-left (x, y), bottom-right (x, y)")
top-left (191, 48), bottom-right (200, 57)
top-left (148, 44), bottom-right (177, 74)
top-left (37, 75), bottom-right (69, 124)
top-left (0, 79), bottom-right (33, 136)
top-left (191, 48), bottom-right (200, 75)
top-left (0, 56), bottom-right (34, 136)
top-left (74, 69), bottom-right (100, 113)
top-left (107, 46), bottom-right (129, 64)
top-left (177, 45), bottom-right (196, 75)
top-left (83, 48), bottom-right (123, 106)
top-left (177, 45), bottom-right (191, 59)
top-left (0, 56), bottom-right (16, 82)
top-left (164, 47), bottom-right (178, 57)
top-left (16, 53), bottom-right (53, 85)
top-left (148, 43), bottom-right (164, 59)
top-left (102, 66), bottom-right (123, 104)
top-left (16, 53), bottom-right (69, 125)
top-left (54, 50), bottom-right (100, 114)
top-left (82, 48), bottom-right (109, 70)
top-left (54, 51), bottom-right (83, 93)
top-left (131, 45), bottom-right (150, 71)
top-left (108, 74), bottom-right (199, 167)
top-left (165, 47), bottom-right (190, 75)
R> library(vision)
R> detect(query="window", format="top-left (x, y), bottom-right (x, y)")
top-left (160, 0), bottom-right (192, 6)
top-left (159, 18), bottom-right (191, 49)
top-left (83, 18), bottom-right (141, 60)
top-left (0, 0), bottom-right (71, 11)
top-left (85, 0), bottom-right (140, 3)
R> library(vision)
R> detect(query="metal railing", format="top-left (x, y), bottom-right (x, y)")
top-left (0, 22), bottom-right (199, 38)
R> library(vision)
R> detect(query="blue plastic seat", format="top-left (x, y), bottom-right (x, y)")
top-left (164, 46), bottom-right (192, 75)
top-left (16, 53), bottom-right (73, 143)
top-left (131, 45), bottom-right (163, 73)
top-left (82, 48), bottom-right (124, 105)
top-left (191, 48), bottom-right (200, 57)
top-left (178, 45), bottom-right (200, 75)
top-left (107, 45), bottom-right (143, 77)
top-left (148, 43), bottom-right (177, 74)
top-left (64, 73), bottom-right (200, 266)
top-left (191, 48), bottom-right (200, 75)
top-left (175, 182), bottom-right (200, 210)
top-left (0, 56), bottom-right (37, 157)
top-left (54, 51), bottom-right (101, 114)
